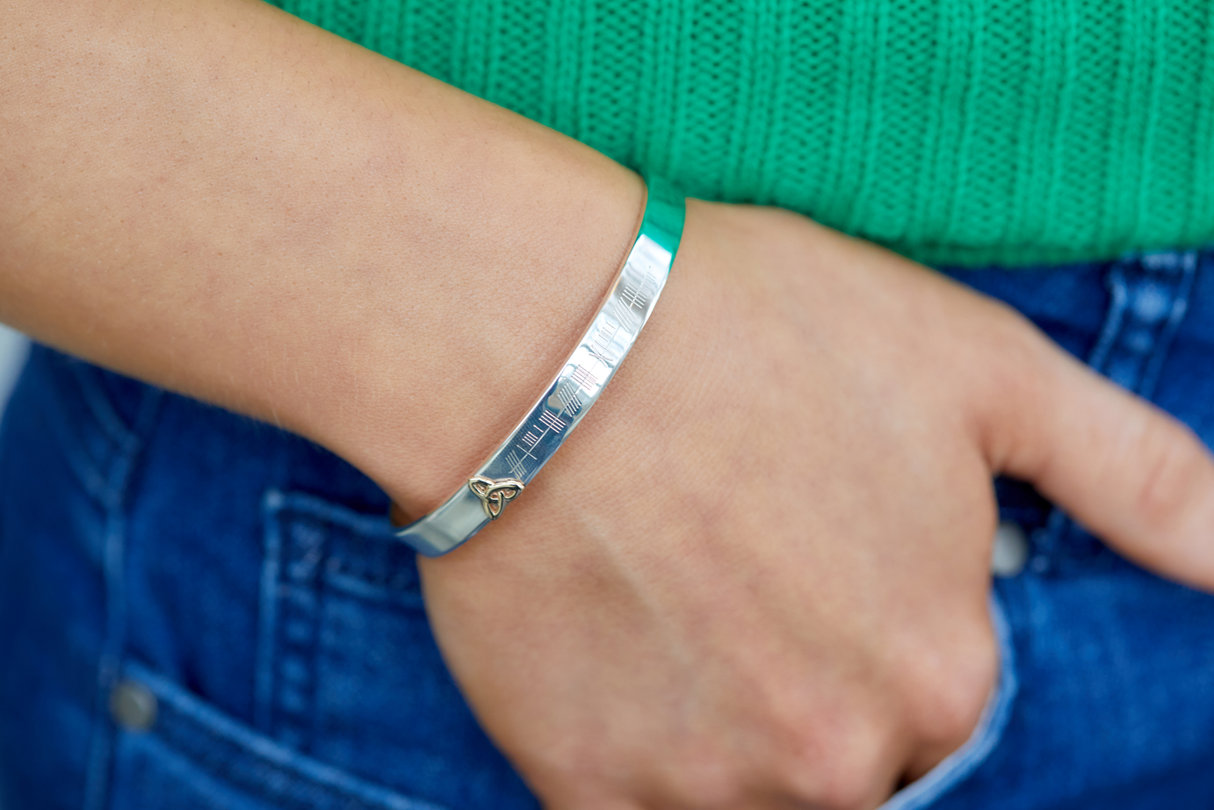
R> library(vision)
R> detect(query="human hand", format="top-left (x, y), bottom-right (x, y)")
top-left (417, 201), bottom-right (1214, 809)
top-left (4, 2), bottom-right (1207, 802)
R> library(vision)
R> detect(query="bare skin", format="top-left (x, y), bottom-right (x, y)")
top-left (4, 2), bottom-right (1214, 808)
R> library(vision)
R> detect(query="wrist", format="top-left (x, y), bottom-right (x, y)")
top-left (1, 0), bottom-right (646, 518)
top-left (313, 155), bottom-right (645, 518)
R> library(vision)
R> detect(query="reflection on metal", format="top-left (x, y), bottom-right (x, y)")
top-left (394, 180), bottom-right (686, 556)
top-left (110, 680), bottom-right (158, 733)
top-left (991, 521), bottom-right (1029, 577)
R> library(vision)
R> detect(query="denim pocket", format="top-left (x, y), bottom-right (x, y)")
top-left (108, 662), bottom-right (446, 810)
top-left (878, 591), bottom-right (1019, 810)
top-left (256, 490), bottom-right (538, 810)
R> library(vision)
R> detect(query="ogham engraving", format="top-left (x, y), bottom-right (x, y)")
top-left (498, 256), bottom-right (661, 502)
top-left (608, 297), bottom-right (641, 330)
top-left (539, 410), bottom-right (567, 433)
top-left (549, 381), bottom-right (583, 415)
top-left (394, 187), bottom-right (684, 557)
top-left (504, 450), bottom-right (528, 479)
top-left (570, 364), bottom-right (598, 392)
top-left (587, 320), bottom-right (621, 366)
top-left (619, 278), bottom-right (650, 312)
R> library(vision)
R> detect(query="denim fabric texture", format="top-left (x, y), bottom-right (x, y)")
top-left (2, 251), bottom-right (1213, 809)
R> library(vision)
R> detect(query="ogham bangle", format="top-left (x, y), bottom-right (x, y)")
top-left (395, 178), bottom-right (686, 556)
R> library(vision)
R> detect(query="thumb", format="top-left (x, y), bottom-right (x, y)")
top-left (986, 330), bottom-right (1214, 591)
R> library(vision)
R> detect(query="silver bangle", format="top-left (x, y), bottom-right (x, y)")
top-left (395, 179), bottom-right (686, 556)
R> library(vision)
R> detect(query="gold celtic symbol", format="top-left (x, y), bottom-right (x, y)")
top-left (468, 476), bottom-right (525, 520)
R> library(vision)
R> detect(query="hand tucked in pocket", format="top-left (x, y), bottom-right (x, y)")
top-left (418, 201), bottom-right (1214, 810)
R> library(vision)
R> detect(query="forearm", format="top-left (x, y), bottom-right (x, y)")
top-left (0, 0), bottom-right (641, 510)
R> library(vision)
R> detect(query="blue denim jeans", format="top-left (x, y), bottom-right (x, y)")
top-left (2, 250), bottom-right (1213, 810)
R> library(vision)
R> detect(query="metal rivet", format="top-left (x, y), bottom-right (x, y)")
top-left (110, 680), bottom-right (158, 732)
top-left (991, 521), bottom-right (1030, 577)
top-left (1130, 283), bottom-right (1170, 323)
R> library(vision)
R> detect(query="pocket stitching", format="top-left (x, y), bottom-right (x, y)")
top-left (257, 490), bottom-right (426, 743)
top-left (121, 661), bottom-right (452, 810)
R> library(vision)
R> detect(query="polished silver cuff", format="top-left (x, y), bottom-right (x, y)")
top-left (395, 179), bottom-right (686, 556)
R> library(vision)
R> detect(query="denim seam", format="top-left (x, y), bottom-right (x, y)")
top-left (1137, 251), bottom-right (1197, 399)
top-left (35, 364), bottom-right (125, 510)
top-left (255, 489), bottom-right (287, 733)
top-left (257, 490), bottom-right (421, 742)
top-left (321, 569), bottom-right (427, 609)
top-left (67, 362), bottom-right (141, 454)
top-left (121, 661), bottom-right (451, 810)
top-left (78, 374), bottom-right (162, 810)
top-left (1085, 264), bottom-right (1130, 379)
top-left (263, 493), bottom-right (325, 751)
top-left (268, 490), bottom-right (417, 593)
top-left (1091, 251), bottom-right (1196, 398)
top-left (272, 490), bottom-right (402, 539)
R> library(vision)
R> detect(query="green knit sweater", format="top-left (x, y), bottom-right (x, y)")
top-left (267, 0), bottom-right (1214, 267)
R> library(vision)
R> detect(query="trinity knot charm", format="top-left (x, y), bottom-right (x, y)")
top-left (468, 476), bottom-right (525, 520)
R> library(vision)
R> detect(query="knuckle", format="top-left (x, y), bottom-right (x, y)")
top-left (967, 299), bottom-right (1045, 381)
top-left (964, 304), bottom-right (1058, 461)
top-left (523, 735), bottom-right (633, 809)
top-left (776, 710), bottom-right (894, 810)
top-left (659, 751), bottom-right (746, 810)
top-left (906, 625), bottom-right (999, 750)
top-left (811, 744), bottom-right (889, 809)
top-left (1130, 415), bottom-right (1210, 532)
